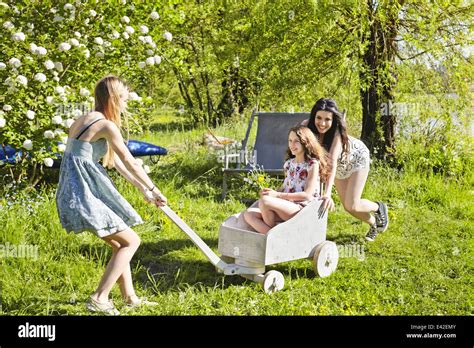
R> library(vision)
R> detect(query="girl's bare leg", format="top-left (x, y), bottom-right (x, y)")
top-left (91, 228), bottom-right (140, 303)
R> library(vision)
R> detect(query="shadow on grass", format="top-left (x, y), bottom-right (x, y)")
top-left (148, 121), bottom-right (195, 133)
top-left (78, 231), bottom-right (338, 294)
top-left (78, 238), bottom-right (249, 292)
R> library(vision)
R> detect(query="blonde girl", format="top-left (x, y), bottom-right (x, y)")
top-left (56, 75), bottom-right (166, 315)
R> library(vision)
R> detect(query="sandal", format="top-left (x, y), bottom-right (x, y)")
top-left (125, 295), bottom-right (158, 308)
top-left (86, 295), bottom-right (120, 316)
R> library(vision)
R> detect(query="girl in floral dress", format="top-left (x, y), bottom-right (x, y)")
top-left (243, 125), bottom-right (330, 234)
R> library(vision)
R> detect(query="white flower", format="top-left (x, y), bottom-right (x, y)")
top-left (138, 36), bottom-right (145, 43)
top-left (23, 139), bottom-right (33, 150)
top-left (34, 73), bottom-right (47, 83)
top-left (16, 75), bottom-right (27, 86)
top-left (35, 46), bottom-right (47, 55)
top-left (46, 96), bottom-right (54, 104)
top-left (74, 31), bottom-right (82, 38)
top-left (69, 38), bottom-right (80, 47)
top-left (111, 30), bottom-right (120, 39)
top-left (72, 109), bottom-right (82, 118)
top-left (129, 92), bottom-right (141, 101)
top-left (95, 51), bottom-right (104, 58)
top-left (140, 25), bottom-right (149, 34)
top-left (44, 130), bottom-right (55, 139)
top-left (0, 118), bottom-right (6, 128)
top-left (3, 105), bottom-right (12, 111)
top-left (125, 26), bottom-right (135, 35)
top-left (0, 62), bottom-right (6, 69)
top-left (29, 43), bottom-right (38, 53)
top-left (138, 61), bottom-right (146, 69)
top-left (54, 62), bottom-right (64, 72)
top-left (43, 158), bottom-right (54, 167)
top-left (3, 21), bottom-right (14, 30)
top-left (122, 32), bottom-right (129, 40)
top-left (143, 165), bottom-right (151, 174)
top-left (94, 37), bottom-right (103, 45)
top-left (54, 128), bottom-right (64, 136)
top-left (135, 158), bottom-right (144, 166)
top-left (83, 49), bottom-right (90, 59)
top-left (60, 135), bottom-right (68, 144)
top-left (54, 86), bottom-right (65, 94)
top-left (146, 57), bottom-right (155, 66)
top-left (52, 115), bottom-right (63, 125)
top-left (147, 49), bottom-right (154, 56)
top-left (54, 16), bottom-right (65, 22)
top-left (163, 31), bottom-right (173, 41)
top-left (64, 3), bottom-right (74, 10)
top-left (11, 32), bottom-right (26, 41)
top-left (8, 58), bottom-right (21, 68)
top-left (149, 42), bottom-right (156, 49)
top-left (89, 9), bottom-right (97, 17)
top-left (154, 55), bottom-right (162, 64)
top-left (26, 110), bottom-right (36, 120)
top-left (43, 60), bottom-right (54, 70)
top-left (103, 41), bottom-right (111, 47)
top-left (144, 36), bottom-right (153, 44)
top-left (121, 16), bottom-right (130, 24)
top-left (58, 42), bottom-right (71, 51)
top-left (58, 144), bottom-right (66, 152)
top-left (4, 77), bottom-right (15, 87)
top-left (84, 18), bottom-right (90, 25)
top-left (64, 118), bottom-right (74, 128)
top-left (79, 88), bottom-right (90, 97)
top-left (150, 11), bottom-right (159, 20)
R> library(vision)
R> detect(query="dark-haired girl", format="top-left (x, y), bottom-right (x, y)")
top-left (303, 98), bottom-right (388, 241)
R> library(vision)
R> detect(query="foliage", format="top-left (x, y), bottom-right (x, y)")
top-left (1, 120), bottom-right (472, 315)
top-left (0, 0), bottom-right (175, 183)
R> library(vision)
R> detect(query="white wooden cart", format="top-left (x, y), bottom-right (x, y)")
top-left (160, 198), bottom-right (339, 294)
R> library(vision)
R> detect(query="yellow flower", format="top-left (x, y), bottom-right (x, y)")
top-left (258, 175), bottom-right (265, 182)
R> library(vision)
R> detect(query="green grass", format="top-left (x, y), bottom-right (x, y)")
top-left (0, 114), bottom-right (473, 315)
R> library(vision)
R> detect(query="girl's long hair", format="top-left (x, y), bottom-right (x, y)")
top-left (286, 125), bottom-right (331, 182)
top-left (94, 75), bottom-right (129, 168)
top-left (307, 98), bottom-right (349, 155)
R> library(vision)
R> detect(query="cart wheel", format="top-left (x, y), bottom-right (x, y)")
top-left (262, 270), bottom-right (284, 294)
top-left (313, 241), bottom-right (339, 278)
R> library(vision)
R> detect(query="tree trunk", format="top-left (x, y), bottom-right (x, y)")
top-left (359, 0), bottom-right (398, 160)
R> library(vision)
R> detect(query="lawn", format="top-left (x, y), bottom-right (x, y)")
top-left (1, 114), bottom-right (472, 316)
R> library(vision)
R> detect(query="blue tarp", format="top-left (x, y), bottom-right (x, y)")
top-left (0, 140), bottom-right (167, 167)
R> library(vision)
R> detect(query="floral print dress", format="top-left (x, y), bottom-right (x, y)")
top-left (282, 158), bottom-right (320, 206)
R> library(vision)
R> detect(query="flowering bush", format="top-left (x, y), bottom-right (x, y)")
top-left (0, 0), bottom-right (174, 183)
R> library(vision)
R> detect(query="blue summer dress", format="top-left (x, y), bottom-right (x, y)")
top-left (56, 117), bottom-right (143, 238)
